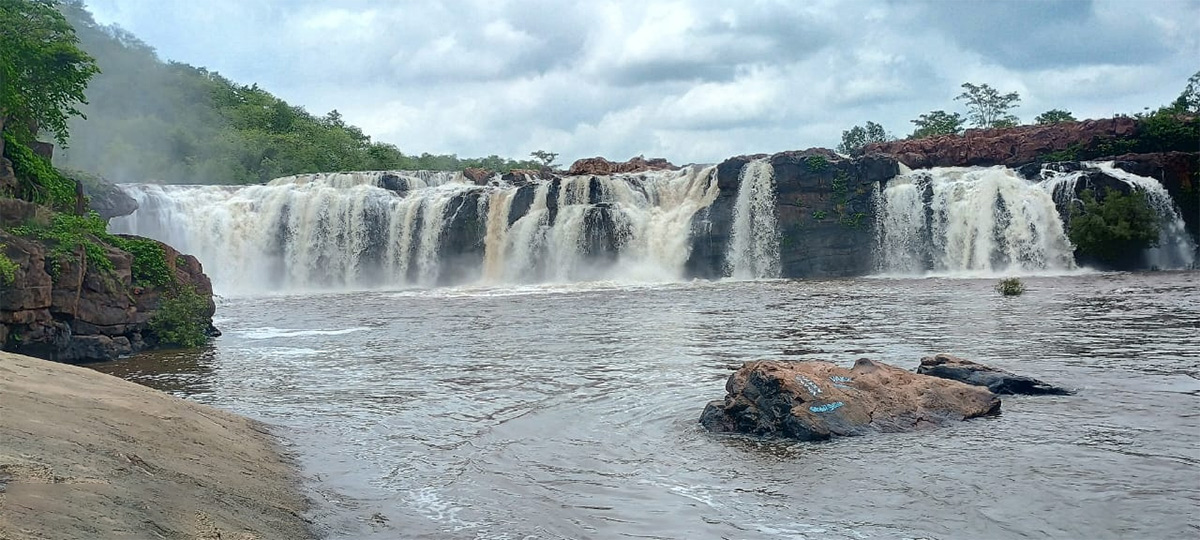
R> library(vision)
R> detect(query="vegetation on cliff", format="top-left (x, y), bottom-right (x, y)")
top-left (1, 0), bottom-right (213, 355)
top-left (1067, 188), bottom-right (1161, 267)
top-left (52, 0), bottom-right (541, 184)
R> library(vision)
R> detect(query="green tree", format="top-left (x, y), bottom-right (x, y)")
top-left (1035, 109), bottom-right (1078, 125)
top-left (909, 110), bottom-right (965, 139)
top-left (956, 82), bottom-right (1021, 129)
top-left (837, 121), bottom-right (892, 155)
top-left (1167, 70), bottom-right (1199, 114)
top-left (530, 150), bottom-right (558, 168)
top-left (1068, 188), bottom-right (1160, 267)
top-left (0, 0), bottom-right (99, 145)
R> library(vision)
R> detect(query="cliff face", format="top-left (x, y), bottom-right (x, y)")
top-left (1, 199), bottom-right (215, 363)
top-left (685, 149), bottom-right (898, 278)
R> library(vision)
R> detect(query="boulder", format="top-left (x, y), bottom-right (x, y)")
top-left (700, 358), bottom-right (1000, 441)
top-left (567, 155), bottom-right (679, 176)
top-left (917, 353), bottom-right (1073, 395)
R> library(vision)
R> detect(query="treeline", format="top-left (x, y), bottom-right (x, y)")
top-left (837, 76), bottom-right (1200, 155)
top-left (53, 1), bottom-right (540, 185)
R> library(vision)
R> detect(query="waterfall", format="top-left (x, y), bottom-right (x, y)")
top-left (1040, 161), bottom-right (1196, 269)
top-left (875, 163), bottom-right (1197, 274)
top-left (725, 159), bottom-right (780, 278)
top-left (874, 166), bottom-right (1076, 274)
top-left (111, 168), bottom-right (719, 293)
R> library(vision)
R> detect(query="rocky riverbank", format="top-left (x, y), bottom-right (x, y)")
top-left (0, 351), bottom-right (313, 539)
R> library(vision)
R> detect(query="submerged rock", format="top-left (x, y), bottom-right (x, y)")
top-left (700, 358), bottom-right (1000, 441)
top-left (917, 353), bottom-right (1074, 395)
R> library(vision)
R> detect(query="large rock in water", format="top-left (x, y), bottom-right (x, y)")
top-left (700, 359), bottom-right (1000, 441)
top-left (917, 354), bottom-right (1073, 396)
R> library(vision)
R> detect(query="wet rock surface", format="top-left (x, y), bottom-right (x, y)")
top-left (700, 358), bottom-right (1000, 441)
top-left (917, 353), bottom-right (1074, 395)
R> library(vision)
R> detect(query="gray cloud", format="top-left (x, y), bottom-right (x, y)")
top-left (84, 0), bottom-right (1199, 165)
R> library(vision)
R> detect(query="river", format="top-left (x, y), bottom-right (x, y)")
top-left (93, 271), bottom-right (1200, 539)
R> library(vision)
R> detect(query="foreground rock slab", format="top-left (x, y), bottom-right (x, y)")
top-left (700, 359), bottom-right (1000, 441)
top-left (0, 352), bottom-right (313, 540)
top-left (918, 353), bottom-right (1074, 395)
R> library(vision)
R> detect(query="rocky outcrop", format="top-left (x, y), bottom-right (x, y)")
top-left (67, 169), bottom-right (139, 219)
top-left (1, 201), bottom-right (215, 363)
top-left (862, 118), bottom-right (1140, 169)
top-left (568, 155), bottom-right (679, 176)
top-left (699, 359), bottom-right (1000, 441)
top-left (917, 354), bottom-right (1073, 395)
top-left (686, 149), bottom-right (898, 278)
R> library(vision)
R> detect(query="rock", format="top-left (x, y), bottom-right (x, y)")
top-left (567, 155), bottom-right (679, 176)
top-left (862, 117), bottom-right (1139, 168)
top-left (917, 353), bottom-right (1074, 396)
top-left (1, 200), bottom-right (216, 363)
top-left (462, 167), bottom-right (492, 185)
top-left (700, 358), bottom-right (1000, 441)
top-left (67, 169), bottom-right (139, 220)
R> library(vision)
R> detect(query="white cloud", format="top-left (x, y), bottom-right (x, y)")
top-left (82, 0), bottom-right (1200, 165)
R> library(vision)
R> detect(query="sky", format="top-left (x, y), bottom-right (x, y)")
top-left (83, 0), bottom-right (1199, 165)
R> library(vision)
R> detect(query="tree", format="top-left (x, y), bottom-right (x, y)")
top-left (956, 82), bottom-right (1021, 129)
top-left (837, 121), bottom-right (892, 155)
top-left (909, 110), bottom-right (965, 139)
top-left (1035, 109), bottom-right (1077, 125)
top-left (0, 0), bottom-right (100, 145)
top-left (1168, 70), bottom-right (1200, 114)
top-left (1068, 188), bottom-right (1160, 268)
top-left (530, 150), bottom-right (558, 168)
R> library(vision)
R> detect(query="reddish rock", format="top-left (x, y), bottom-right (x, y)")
top-left (1, 200), bottom-right (215, 362)
top-left (567, 155), bottom-right (680, 176)
top-left (862, 117), bottom-right (1139, 168)
top-left (462, 167), bottom-right (492, 185)
top-left (699, 358), bottom-right (1000, 441)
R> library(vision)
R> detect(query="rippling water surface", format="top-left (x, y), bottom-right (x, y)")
top-left (94, 272), bottom-right (1200, 539)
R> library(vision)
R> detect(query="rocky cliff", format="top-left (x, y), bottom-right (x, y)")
top-left (1, 199), bottom-right (215, 362)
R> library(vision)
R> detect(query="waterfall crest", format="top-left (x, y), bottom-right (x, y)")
top-left (111, 168), bottom-right (719, 293)
top-left (875, 163), bottom-right (1196, 274)
top-left (875, 166), bottom-right (1075, 274)
top-left (725, 159), bottom-right (780, 278)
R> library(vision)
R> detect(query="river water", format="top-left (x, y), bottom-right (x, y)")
top-left (93, 272), bottom-right (1200, 539)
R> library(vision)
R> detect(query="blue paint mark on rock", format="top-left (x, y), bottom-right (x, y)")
top-left (830, 376), bottom-right (853, 383)
top-left (795, 375), bottom-right (822, 396)
top-left (809, 401), bottom-right (844, 413)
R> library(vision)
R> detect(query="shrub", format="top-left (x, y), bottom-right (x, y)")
top-left (1068, 188), bottom-right (1160, 266)
top-left (0, 247), bottom-right (17, 285)
top-left (995, 277), bottom-right (1025, 296)
top-left (9, 212), bottom-right (114, 274)
top-left (107, 236), bottom-right (172, 287)
top-left (149, 286), bottom-right (210, 348)
top-left (3, 133), bottom-right (79, 211)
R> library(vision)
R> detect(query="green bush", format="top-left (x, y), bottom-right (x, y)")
top-left (804, 155), bottom-right (830, 172)
top-left (995, 277), bottom-right (1026, 296)
top-left (1068, 188), bottom-right (1160, 265)
top-left (149, 286), bottom-right (210, 348)
top-left (9, 212), bottom-right (113, 274)
top-left (0, 247), bottom-right (17, 285)
top-left (3, 133), bottom-right (79, 211)
top-left (107, 235), bottom-right (171, 287)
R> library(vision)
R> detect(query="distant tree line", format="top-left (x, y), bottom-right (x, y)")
top-left (837, 73), bottom-right (1199, 155)
top-left (51, 0), bottom-right (543, 185)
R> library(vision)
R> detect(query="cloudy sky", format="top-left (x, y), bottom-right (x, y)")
top-left (84, 0), bottom-right (1198, 165)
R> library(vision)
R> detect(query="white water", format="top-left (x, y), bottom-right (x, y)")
top-left (111, 168), bottom-right (719, 294)
top-left (875, 166), bottom-right (1076, 274)
top-left (725, 159), bottom-right (781, 278)
top-left (1081, 162), bottom-right (1194, 269)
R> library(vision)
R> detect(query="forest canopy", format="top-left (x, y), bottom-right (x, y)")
top-left (51, 0), bottom-right (540, 184)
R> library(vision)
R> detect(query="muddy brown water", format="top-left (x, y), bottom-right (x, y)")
top-left (93, 272), bottom-right (1200, 539)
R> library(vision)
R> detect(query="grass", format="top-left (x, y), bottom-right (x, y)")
top-left (995, 277), bottom-right (1026, 296)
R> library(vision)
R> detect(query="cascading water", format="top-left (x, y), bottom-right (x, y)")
top-left (725, 159), bottom-right (780, 278)
top-left (874, 166), bottom-right (1076, 274)
top-left (111, 168), bottom-right (720, 293)
top-left (1040, 161), bottom-right (1197, 269)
